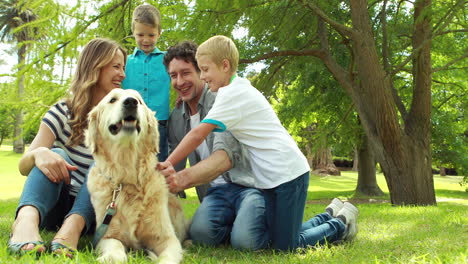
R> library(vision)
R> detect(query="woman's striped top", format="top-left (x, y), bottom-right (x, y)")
top-left (42, 101), bottom-right (93, 196)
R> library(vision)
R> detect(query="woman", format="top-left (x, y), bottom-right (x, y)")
top-left (7, 38), bottom-right (126, 258)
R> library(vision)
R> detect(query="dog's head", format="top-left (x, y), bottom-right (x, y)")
top-left (85, 89), bottom-right (159, 156)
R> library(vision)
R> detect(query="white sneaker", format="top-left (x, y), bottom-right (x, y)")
top-left (325, 198), bottom-right (344, 217)
top-left (336, 202), bottom-right (359, 241)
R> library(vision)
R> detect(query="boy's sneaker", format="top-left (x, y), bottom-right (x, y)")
top-left (325, 198), bottom-right (344, 217)
top-left (336, 202), bottom-right (359, 241)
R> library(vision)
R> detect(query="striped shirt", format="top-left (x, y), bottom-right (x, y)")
top-left (42, 101), bottom-right (94, 196)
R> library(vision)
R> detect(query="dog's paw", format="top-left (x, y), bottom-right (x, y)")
top-left (147, 250), bottom-right (158, 262)
top-left (97, 251), bottom-right (127, 263)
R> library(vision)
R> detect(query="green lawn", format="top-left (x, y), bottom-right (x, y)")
top-left (0, 146), bottom-right (466, 263)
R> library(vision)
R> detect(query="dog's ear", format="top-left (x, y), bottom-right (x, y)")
top-left (85, 106), bottom-right (100, 154)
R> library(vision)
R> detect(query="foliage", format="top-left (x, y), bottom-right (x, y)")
top-left (430, 0), bottom-right (468, 177)
top-left (0, 83), bottom-right (16, 146)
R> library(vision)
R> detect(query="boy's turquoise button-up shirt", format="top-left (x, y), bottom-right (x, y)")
top-left (122, 47), bottom-right (170, 121)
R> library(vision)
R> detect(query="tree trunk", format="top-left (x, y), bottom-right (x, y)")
top-left (355, 134), bottom-right (383, 196)
top-left (352, 148), bottom-right (358, 171)
top-left (346, 0), bottom-right (435, 205)
top-left (311, 146), bottom-right (340, 176)
top-left (439, 167), bottom-right (446, 176)
top-left (13, 44), bottom-right (26, 154)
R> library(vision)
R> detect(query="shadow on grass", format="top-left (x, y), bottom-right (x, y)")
top-left (436, 188), bottom-right (468, 199)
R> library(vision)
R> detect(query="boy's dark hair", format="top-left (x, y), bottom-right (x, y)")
top-left (163, 41), bottom-right (200, 72)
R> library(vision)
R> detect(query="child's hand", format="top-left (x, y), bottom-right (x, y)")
top-left (157, 161), bottom-right (174, 177)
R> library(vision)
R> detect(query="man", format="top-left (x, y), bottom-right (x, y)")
top-left (163, 41), bottom-right (269, 250)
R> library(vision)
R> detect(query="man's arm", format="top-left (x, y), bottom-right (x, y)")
top-left (166, 150), bottom-right (232, 193)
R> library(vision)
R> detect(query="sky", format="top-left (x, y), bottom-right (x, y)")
top-left (0, 43), bottom-right (17, 82)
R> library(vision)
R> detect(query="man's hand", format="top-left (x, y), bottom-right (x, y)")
top-left (157, 160), bottom-right (183, 193)
top-left (165, 173), bottom-right (185, 193)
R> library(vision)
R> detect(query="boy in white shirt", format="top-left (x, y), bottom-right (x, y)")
top-left (159, 35), bottom-right (358, 250)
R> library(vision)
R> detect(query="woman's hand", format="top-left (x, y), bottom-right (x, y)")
top-left (34, 147), bottom-right (77, 184)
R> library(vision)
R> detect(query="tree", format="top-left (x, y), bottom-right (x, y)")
top-left (355, 133), bottom-right (384, 196)
top-left (185, 0), bottom-right (467, 205)
top-left (0, 83), bottom-right (15, 146)
top-left (0, 0), bottom-right (39, 153)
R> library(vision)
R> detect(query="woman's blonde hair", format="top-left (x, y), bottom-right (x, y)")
top-left (65, 38), bottom-right (127, 146)
top-left (196, 35), bottom-right (239, 74)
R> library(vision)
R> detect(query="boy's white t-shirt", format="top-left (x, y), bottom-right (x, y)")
top-left (202, 76), bottom-right (310, 189)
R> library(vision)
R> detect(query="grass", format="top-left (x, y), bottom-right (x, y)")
top-left (0, 146), bottom-right (466, 263)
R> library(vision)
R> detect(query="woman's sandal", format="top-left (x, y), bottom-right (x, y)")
top-left (50, 241), bottom-right (75, 259)
top-left (7, 234), bottom-right (45, 256)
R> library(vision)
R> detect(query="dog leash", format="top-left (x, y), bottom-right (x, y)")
top-left (93, 184), bottom-right (122, 247)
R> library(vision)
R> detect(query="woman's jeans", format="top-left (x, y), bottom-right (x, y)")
top-left (16, 148), bottom-right (95, 233)
top-left (264, 172), bottom-right (346, 250)
top-left (189, 183), bottom-right (269, 250)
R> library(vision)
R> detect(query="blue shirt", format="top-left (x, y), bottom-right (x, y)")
top-left (122, 47), bottom-right (170, 121)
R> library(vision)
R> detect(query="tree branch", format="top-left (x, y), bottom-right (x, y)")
top-left (381, 0), bottom-right (408, 119)
top-left (432, 51), bottom-right (468, 72)
top-left (24, 0), bottom-right (131, 67)
top-left (298, 0), bottom-right (356, 38)
top-left (432, 0), bottom-right (465, 36)
top-left (239, 49), bottom-right (326, 64)
top-left (199, 1), bottom-right (270, 14)
top-left (391, 0), bottom-right (465, 76)
top-left (436, 29), bottom-right (468, 36)
top-left (432, 79), bottom-right (466, 110)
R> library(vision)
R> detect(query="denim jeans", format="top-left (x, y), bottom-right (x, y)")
top-left (264, 172), bottom-right (345, 250)
top-left (157, 122), bottom-right (168, 162)
top-left (299, 213), bottom-right (345, 246)
top-left (189, 183), bottom-right (269, 250)
top-left (16, 148), bottom-right (95, 233)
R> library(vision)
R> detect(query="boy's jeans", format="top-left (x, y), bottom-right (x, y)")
top-left (16, 148), bottom-right (95, 233)
top-left (265, 172), bottom-right (345, 250)
top-left (189, 183), bottom-right (269, 250)
top-left (299, 212), bottom-right (345, 246)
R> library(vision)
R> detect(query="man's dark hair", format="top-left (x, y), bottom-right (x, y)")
top-left (163, 41), bottom-right (199, 72)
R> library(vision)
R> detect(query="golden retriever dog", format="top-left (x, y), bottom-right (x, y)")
top-left (85, 89), bottom-right (188, 264)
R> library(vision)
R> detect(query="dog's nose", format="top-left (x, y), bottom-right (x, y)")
top-left (123, 97), bottom-right (138, 110)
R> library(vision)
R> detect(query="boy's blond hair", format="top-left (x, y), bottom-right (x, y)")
top-left (196, 35), bottom-right (239, 74)
top-left (132, 4), bottom-right (161, 33)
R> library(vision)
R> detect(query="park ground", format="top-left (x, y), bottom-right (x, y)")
top-left (0, 145), bottom-right (466, 263)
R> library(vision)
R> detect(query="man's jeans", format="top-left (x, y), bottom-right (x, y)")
top-left (16, 148), bottom-right (95, 233)
top-left (264, 172), bottom-right (345, 250)
top-left (189, 183), bottom-right (269, 250)
top-left (157, 121), bottom-right (168, 162)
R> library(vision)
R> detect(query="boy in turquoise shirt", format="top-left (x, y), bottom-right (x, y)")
top-left (122, 4), bottom-right (170, 161)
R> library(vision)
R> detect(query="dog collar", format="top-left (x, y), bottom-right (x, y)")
top-left (93, 184), bottom-right (122, 247)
